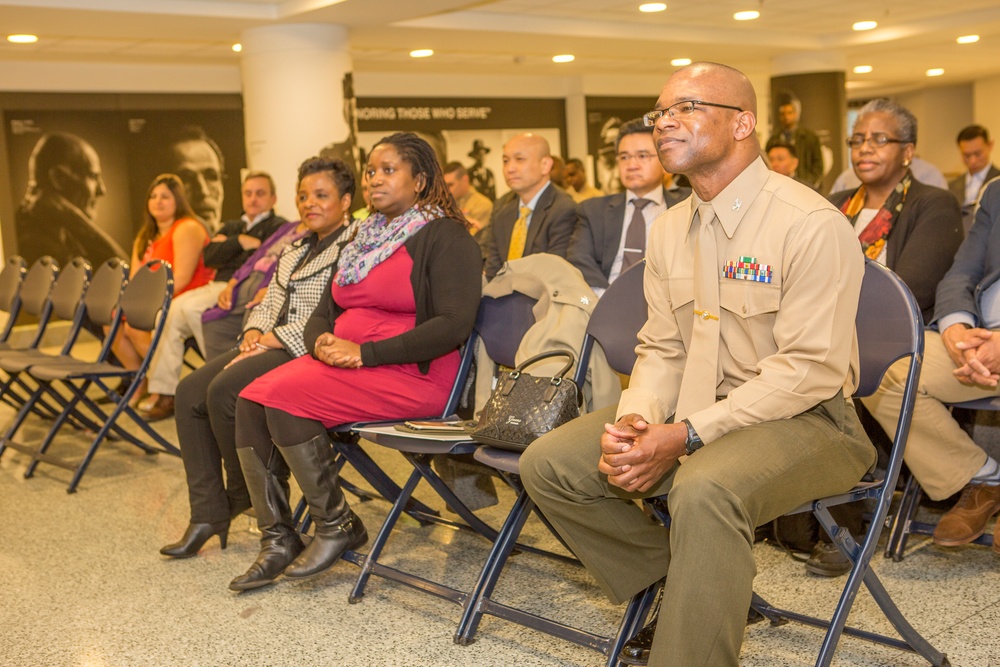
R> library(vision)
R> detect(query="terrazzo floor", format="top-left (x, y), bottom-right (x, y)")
top-left (1, 403), bottom-right (999, 666)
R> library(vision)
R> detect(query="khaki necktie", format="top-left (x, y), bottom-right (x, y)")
top-left (621, 198), bottom-right (651, 272)
top-left (507, 206), bottom-right (531, 260)
top-left (674, 203), bottom-right (721, 421)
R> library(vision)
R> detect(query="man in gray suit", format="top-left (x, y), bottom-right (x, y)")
top-left (948, 124), bottom-right (1000, 231)
top-left (568, 118), bottom-right (691, 295)
top-left (483, 133), bottom-right (576, 279)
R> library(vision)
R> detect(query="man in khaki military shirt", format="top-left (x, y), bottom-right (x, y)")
top-left (521, 62), bottom-right (876, 667)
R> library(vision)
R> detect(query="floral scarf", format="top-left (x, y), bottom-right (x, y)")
top-left (839, 170), bottom-right (913, 261)
top-left (335, 205), bottom-right (441, 286)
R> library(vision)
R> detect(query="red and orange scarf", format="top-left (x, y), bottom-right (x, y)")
top-left (839, 171), bottom-right (912, 261)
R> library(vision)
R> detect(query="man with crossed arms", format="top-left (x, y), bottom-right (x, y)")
top-left (521, 62), bottom-right (875, 666)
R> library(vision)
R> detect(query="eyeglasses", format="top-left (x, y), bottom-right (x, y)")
top-left (617, 152), bottom-right (658, 164)
top-left (643, 100), bottom-right (745, 127)
top-left (846, 133), bottom-right (910, 148)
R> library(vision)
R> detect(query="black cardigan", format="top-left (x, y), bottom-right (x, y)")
top-left (829, 179), bottom-right (964, 324)
top-left (303, 217), bottom-right (482, 374)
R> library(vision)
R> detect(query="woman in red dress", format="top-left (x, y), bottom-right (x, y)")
top-left (111, 174), bottom-right (213, 400)
top-left (229, 133), bottom-right (482, 591)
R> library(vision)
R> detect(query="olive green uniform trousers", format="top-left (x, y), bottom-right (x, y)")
top-left (520, 394), bottom-right (875, 667)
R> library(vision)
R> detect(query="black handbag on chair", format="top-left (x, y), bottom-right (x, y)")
top-left (470, 350), bottom-right (581, 452)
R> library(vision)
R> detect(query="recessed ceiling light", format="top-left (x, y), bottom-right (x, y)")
top-left (639, 3), bottom-right (667, 12)
top-left (552, 54), bottom-right (575, 63)
top-left (733, 10), bottom-right (760, 21)
top-left (957, 35), bottom-right (980, 44)
top-left (409, 49), bottom-right (434, 58)
top-left (231, 43), bottom-right (242, 53)
top-left (670, 58), bottom-right (692, 67)
top-left (7, 34), bottom-right (38, 44)
top-left (852, 21), bottom-right (877, 31)
top-left (853, 65), bottom-right (873, 74)
top-left (926, 68), bottom-right (945, 77)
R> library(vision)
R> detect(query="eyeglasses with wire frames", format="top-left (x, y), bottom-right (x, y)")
top-left (643, 100), bottom-right (745, 127)
top-left (846, 133), bottom-right (911, 149)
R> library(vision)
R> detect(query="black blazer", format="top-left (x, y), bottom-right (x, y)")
top-left (483, 182), bottom-right (577, 279)
top-left (567, 185), bottom-right (691, 289)
top-left (829, 179), bottom-right (964, 323)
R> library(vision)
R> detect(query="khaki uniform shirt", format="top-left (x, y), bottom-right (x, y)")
top-left (618, 157), bottom-right (864, 444)
top-left (571, 183), bottom-right (605, 203)
top-left (458, 189), bottom-right (494, 231)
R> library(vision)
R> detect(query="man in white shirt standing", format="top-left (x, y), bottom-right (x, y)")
top-left (567, 118), bottom-right (690, 296)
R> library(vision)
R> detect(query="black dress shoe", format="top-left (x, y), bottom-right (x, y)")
top-left (804, 541), bottom-right (852, 577)
top-left (283, 511), bottom-right (367, 580)
top-left (619, 615), bottom-right (657, 666)
top-left (160, 521), bottom-right (229, 558)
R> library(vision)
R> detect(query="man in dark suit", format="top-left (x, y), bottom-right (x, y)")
top-left (765, 94), bottom-right (823, 189)
top-left (948, 124), bottom-right (1000, 232)
top-left (567, 118), bottom-right (691, 295)
top-left (483, 133), bottom-right (576, 279)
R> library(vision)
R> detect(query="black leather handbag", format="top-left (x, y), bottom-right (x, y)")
top-left (470, 350), bottom-right (581, 452)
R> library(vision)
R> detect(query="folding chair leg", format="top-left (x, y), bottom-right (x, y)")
top-left (333, 443), bottom-right (440, 522)
top-left (454, 488), bottom-right (535, 645)
top-left (886, 475), bottom-right (922, 561)
top-left (350, 468), bottom-right (424, 603)
top-left (407, 452), bottom-right (498, 542)
top-left (606, 584), bottom-right (660, 667)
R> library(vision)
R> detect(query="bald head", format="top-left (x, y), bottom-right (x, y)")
top-left (27, 132), bottom-right (106, 220)
top-left (675, 62), bottom-right (757, 116)
top-left (502, 132), bottom-right (554, 200)
top-left (651, 61), bottom-right (759, 201)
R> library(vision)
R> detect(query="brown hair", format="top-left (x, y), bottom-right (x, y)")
top-left (134, 173), bottom-right (196, 257)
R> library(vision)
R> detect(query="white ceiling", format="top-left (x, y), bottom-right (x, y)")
top-left (1, 0), bottom-right (999, 95)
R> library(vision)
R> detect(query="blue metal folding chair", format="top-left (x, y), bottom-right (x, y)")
top-left (0, 256), bottom-right (59, 411)
top-left (345, 291), bottom-right (539, 606)
top-left (745, 260), bottom-right (948, 666)
top-left (455, 262), bottom-right (657, 665)
top-left (1, 259), bottom-right (179, 493)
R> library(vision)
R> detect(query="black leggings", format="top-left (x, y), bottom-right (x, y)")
top-left (234, 396), bottom-right (328, 461)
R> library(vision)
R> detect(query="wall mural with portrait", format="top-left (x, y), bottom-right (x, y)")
top-left (353, 97), bottom-right (566, 203)
top-left (585, 96), bottom-right (658, 195)
top-left (1, 95), bottom-right (245, 265)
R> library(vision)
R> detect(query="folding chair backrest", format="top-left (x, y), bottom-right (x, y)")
top-left (84, 258), bottom-right (128, 329)
top-left (575, 261), bottom-right (647, 384)
top-left (0, 256), bottom-right (27, 343)
top-left (20, 256), bottom-right (59, 318)
top-left (854, 260), bottom-right (923, 399)
top-left (120, 259), bottom-right (173, 333)
top-left (0, 255), bottom-right (26, 314)
top-left (475, 291), bottom-right (537, 368)
top-left (48, 257), bottom-right (91, 321)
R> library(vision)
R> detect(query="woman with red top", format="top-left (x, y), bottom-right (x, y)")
top-left (112, 173), bottom-right (213, 404)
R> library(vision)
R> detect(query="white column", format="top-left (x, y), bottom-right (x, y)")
top-left (239, 24), bottom-right (353, 218)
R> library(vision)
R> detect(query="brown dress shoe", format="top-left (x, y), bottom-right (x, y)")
top-left (933, 483), bottom-right (1000, 547)
top-left (141, 394), bottom-right (175, 422)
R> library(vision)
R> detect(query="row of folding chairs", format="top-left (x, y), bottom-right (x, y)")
top-left (0, 255), bottom-right (180, 493)
top-left (315, 260), bottom-right (948, 667)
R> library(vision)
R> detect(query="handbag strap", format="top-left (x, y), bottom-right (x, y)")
top-left (510, 350), bottom-right (576, 380)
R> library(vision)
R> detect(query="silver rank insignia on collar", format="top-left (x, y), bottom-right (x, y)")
top-left (732, 198), bottom-right (742, 211)
top-left (580, 296), bottom-right (590, 305)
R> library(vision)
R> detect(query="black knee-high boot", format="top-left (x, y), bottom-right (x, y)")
top-left (279, 433), bottom-right (368, 580)
top-left (228, 447), bottom-right (304, 591)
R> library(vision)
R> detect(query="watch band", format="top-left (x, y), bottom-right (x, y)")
top-left (682, 418), bottom-right (704, 455)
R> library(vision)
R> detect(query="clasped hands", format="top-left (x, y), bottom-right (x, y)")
top-left (942, 324), bottom-right (1000, 387)
top-left (224, 329), bottom-right (282, 369)
top-left (599, 414), bottom-right (687, 493)
top-left (314, 332), bottom-right (363, 369)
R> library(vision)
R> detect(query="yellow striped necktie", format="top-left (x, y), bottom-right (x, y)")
top-left (507, 206), bottom-right (531, 260)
